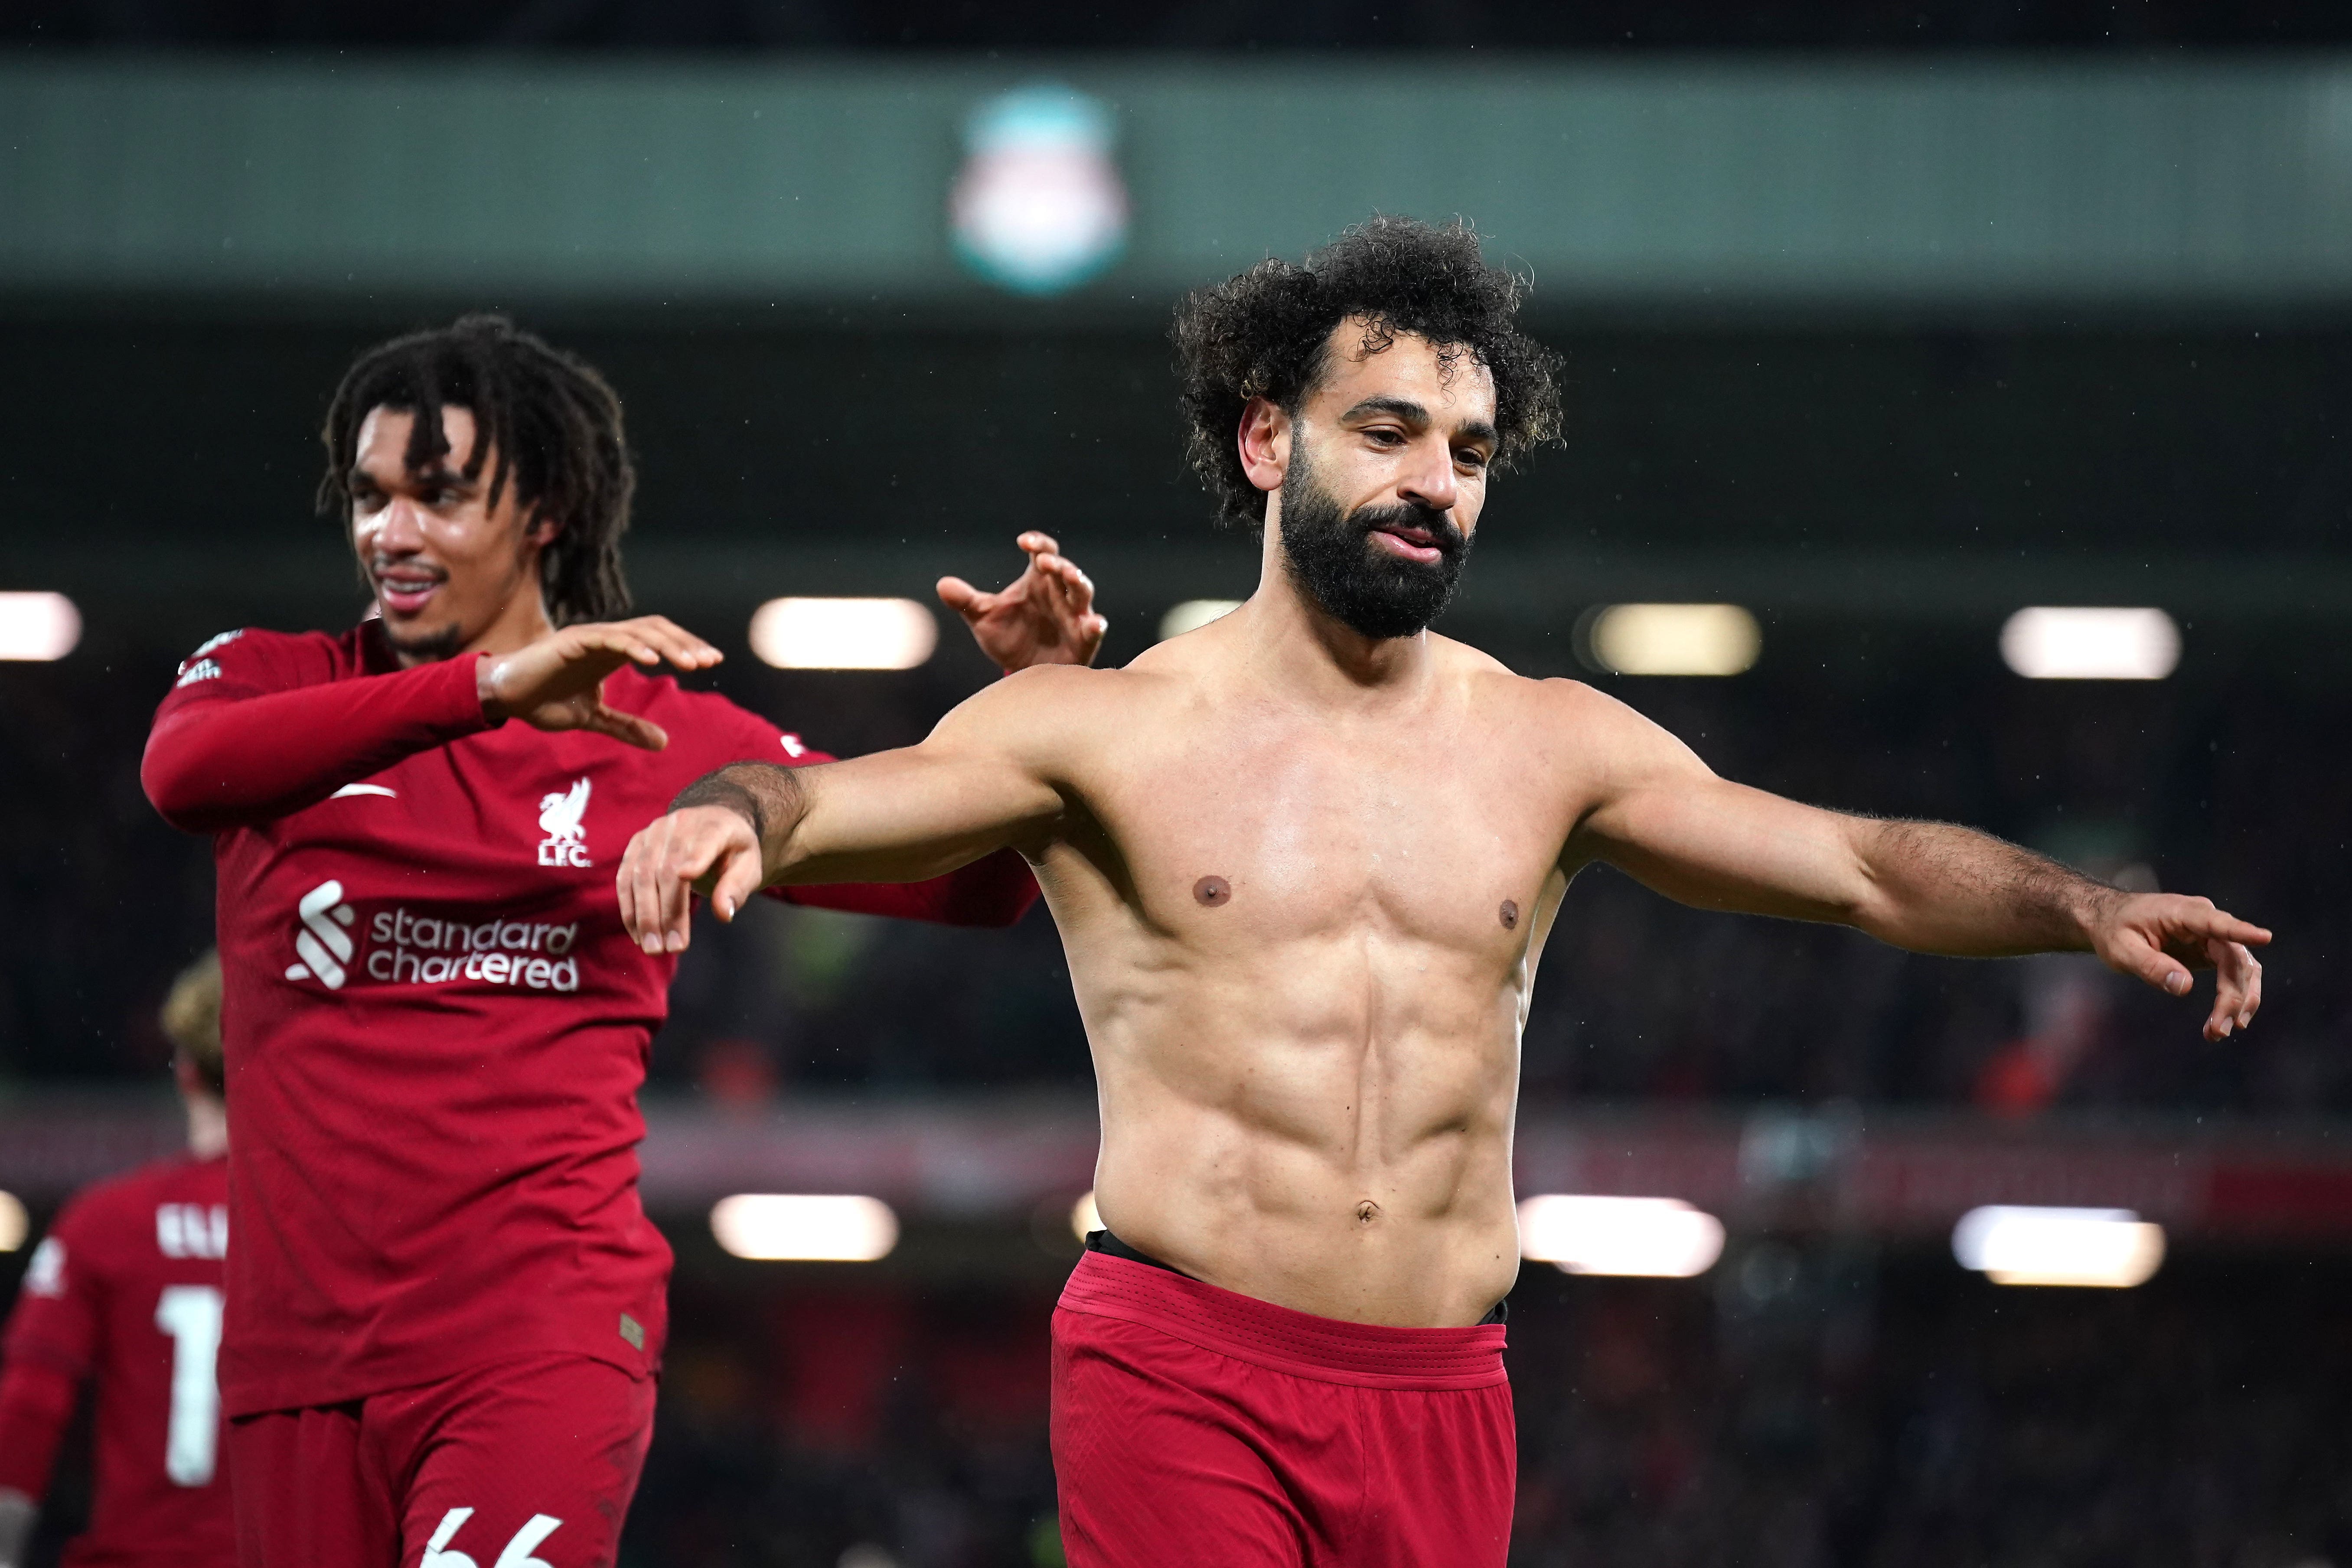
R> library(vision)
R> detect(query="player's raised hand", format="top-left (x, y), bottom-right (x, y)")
top-left (478, 616), bottom-right (722, 750)
top-left (938, 531), bottom-right (1108, 671)
top-left (2087, 892), bottom-right (2271, 1040)
top-left (618, 805), bottom-right (766, 954)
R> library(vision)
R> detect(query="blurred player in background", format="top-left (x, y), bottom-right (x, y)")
top-left (137, 315), bottom-right (1106, 1568)
top-left (0, 952), bottom-right (232, 1568)
top-left (622, 217), bottom-right (2270, 1568)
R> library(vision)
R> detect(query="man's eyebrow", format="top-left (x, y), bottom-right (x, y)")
top-left (346, 463), bottom-right (472, 492)
top-left (1339, 395), bottom-right (1431, 427)
top-left (1341, 397), bottom-right (1499, 451)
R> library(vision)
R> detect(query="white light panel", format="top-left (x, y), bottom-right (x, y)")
top-left (1951, 1204), bottom-right (2166, 1287)
top-left (1518, 1193), bottom-right (1726, 1278)
top-left (0, 1191), bottom-right (25, 1252)
top-left (1069, 1189), bottom-right (1102, 1242)
top-left (749, 598), bottom-right (937, 671)
top-left (1586, 603), bottom-right (1760, 677)
top-left (710, 1194), bottom-right (899, 1261)
top-left (0, 592), bottom-right (82, 661)
top-left (2000, 607), bottom-right (2179, 680)
top-left (1158, 599), bottom-right (1242, 640)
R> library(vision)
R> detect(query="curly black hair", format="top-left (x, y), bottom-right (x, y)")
top-left (318, 314), bottom-right (634, 626)
top-left (1172, 215), bottom-right (1563, 528)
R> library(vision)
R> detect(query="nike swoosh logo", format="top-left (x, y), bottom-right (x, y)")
top-left (330, 784), bottom-right (398, 799)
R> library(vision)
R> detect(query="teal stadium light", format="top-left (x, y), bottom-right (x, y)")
top-left (950, 85), bottom-right (1129, 296)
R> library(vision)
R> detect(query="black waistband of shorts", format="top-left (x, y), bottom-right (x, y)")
top-left (1085, 1229), bottom-right (1507, 1325)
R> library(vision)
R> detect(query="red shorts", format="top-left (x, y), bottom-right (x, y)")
top-left (1051, 1248), bottom-right (1516, 1568)
top-left (226, 1353), bottom-right (656, 1568)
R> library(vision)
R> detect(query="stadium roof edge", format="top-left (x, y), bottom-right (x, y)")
top-left (7, 54), bottom-right (2352, 317)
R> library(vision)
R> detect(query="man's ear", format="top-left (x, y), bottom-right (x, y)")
top-left (522, 510), bottom-right (563, 550)
top-left (1236, 396), bottom-right (1291, 495)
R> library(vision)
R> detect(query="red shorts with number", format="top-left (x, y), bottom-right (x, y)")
top-left (225, 1353), bottom-right (656, 1568)
top-left (1050, 1249), bottom-right (1517, 1568)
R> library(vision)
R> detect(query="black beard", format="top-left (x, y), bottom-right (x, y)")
top-left (378, 615), bottom-right (464, 663)
top-left (1276, 452), bottom-right (1470, 640)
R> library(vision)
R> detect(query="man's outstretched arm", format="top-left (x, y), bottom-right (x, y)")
top-left (618, 671), bottom-right (1077, 954)
top-left (1563, 688), bottom-right (2270, 1041)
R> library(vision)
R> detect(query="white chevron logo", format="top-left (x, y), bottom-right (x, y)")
top-left (284, 879), bottom-right (356, 989)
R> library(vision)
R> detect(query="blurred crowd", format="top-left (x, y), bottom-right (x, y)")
top-left (3, 624), bottom-right (2342, 1118)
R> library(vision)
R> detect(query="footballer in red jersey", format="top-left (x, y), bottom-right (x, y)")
top-left (137, 316), bottom-right (1109, 1568)
top-left (0, 953), bottom-right (233, 1568)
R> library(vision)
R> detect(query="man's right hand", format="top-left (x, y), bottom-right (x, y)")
top-left (619, 803), bottom-right (768, 954)
top-left (477, 616), bottom-right (721, 750)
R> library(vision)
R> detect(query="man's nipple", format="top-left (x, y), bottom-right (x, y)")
top-left (1500, 899), bottom-right (1520, 931)
top-left (1194, 876), bottom-right (1231, 907)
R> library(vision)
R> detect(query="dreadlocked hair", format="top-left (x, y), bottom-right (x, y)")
top-left (1172, 215), bottom-right (1564, 529)
top-left (318, 314), bottom-right (635, 625)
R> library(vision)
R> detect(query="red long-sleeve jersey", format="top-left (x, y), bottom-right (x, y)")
top-left (140, 622), bottom-right (1036, 1416)
top-left (0, 1154), bottom-right (234, 1568)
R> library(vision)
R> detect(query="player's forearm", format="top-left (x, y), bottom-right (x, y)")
top-left (1849, 818), bottom-right (2116, 957)
top-left (674, 754), bottom-right (1040, 888)
top-left (673, 761), bottom-right (812, 881)
top-left (783, 847), bottom-right (1041, 927)
top-left (143, 656), bottom-right (492, 831)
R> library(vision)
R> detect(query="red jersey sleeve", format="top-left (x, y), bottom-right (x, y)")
top-left (780, 848), bottom-right (1040, 927)
top-left (141, 629), bottom-right (493, 833)
top-left (0, 1209), bottom-right (101, 1500)
top-left (700, 704), bottom-right (1041, 929)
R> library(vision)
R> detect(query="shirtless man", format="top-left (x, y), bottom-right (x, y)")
top-left (615, 217), bottom-right (2270, 1567)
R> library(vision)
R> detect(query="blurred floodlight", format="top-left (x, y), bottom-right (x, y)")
top-left (1070, 1190), bottom-right (1102, 1242)
top-left (1158, 599), bottom-right (1241, 640)
top-left (710, 1194), bottom-right (899, 1261)
top-left (0, 592), bottom-right (81, 661)
top-left (1951, 1205), bottom-right (2165, 1287)
top-left (749, 598), bottom-right (937, 671)
top-left (1518, 1194), bottom-right (1726, 1278)
top-left (0, 1192), bottom-right (25, 1252)
top-left (950, 85), bottom-right (1129, 296)
top-left (2000, 607), bottom-right (2179, 680)
top-left (1584, 604), bottom-right (1759, 677)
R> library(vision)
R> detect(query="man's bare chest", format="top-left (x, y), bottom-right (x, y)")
top-left (1069, 716), bottom-right (1576, 946)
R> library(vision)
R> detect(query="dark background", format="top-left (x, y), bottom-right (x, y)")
top-left (6, 313), bottom-right (2343, 1109)
top-left (5, 7), bottom-right (2352, 1568)
top-left (3, 0), bottom-right (2347, 51)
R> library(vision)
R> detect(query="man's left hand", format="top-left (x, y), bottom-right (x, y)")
top-left (2087, 892), bottom-right (2270, 1041)
top-left (939, 531), bottom-right (1107, 671)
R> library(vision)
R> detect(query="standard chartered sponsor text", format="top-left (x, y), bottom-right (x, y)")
top-left (365, 907), bottom-right (583, 991)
